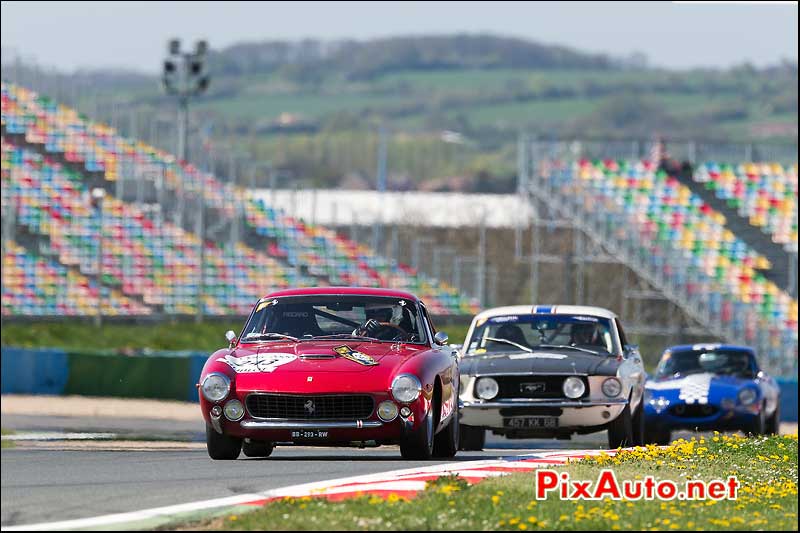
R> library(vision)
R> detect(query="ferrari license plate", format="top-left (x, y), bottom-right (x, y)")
top-left (290, 429), bottom-right (329, 439)
top-left (503, 416), bottom-right (559, 429)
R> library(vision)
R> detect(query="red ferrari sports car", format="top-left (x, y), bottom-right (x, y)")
top-left (198, 287), bottom-right (460, 460)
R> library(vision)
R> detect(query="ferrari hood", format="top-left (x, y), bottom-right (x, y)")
top-left (219, 340), bottom-right (423, 374)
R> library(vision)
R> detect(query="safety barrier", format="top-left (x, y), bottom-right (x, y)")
top-left (0, 346), bottom-right (210, 402)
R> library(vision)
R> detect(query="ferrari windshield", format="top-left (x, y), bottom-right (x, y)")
top-left (654, 349), bottom-right (756, 379)
top-left (465, 314), bottom-right (618, 356)
top-left (240, 295), bottom-right (427, 344)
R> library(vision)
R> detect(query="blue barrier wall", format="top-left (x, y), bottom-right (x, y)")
top-left (188, 353), bottom-right (209, 402)
top-left (1, 348), bottom-right (68, 395)
top-left (777, 378), bottom-right (798, 422)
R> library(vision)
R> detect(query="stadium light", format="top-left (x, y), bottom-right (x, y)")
top-left (162, 38), bottom-right (211, 163)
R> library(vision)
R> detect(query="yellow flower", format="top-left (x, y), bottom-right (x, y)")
top-left (518, 525), bottom-right (528, 531)
top-left (229, 515), bottom-right (238, 521)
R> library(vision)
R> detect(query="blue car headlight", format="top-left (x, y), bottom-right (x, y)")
top-left (738, 387), bottom-right (758, 406)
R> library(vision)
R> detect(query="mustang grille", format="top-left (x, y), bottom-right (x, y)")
top-left (246, 393), bottom-right (375, 420)
top-left (493, 375), bottom-right (589, 400)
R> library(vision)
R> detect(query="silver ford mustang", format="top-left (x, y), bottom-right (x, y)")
top-left (457, 305), bottom-right (647, 450)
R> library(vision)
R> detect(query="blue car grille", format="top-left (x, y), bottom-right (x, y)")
top-left (669, 404), bottom-right (718, 418)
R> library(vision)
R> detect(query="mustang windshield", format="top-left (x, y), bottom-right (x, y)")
top-left (655, 349), bottom-right (756, 379)
top-left (241, 295), bottom-right (427, 344)
top-left (465, 314), bottom-right (617, 356)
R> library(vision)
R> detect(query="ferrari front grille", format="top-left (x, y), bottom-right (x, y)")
top-left (246, 393), bottom-right (375, 420)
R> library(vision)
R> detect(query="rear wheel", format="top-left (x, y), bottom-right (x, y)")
top-left (608, 403), bottom-right (633, 449)
top-left (206, 424), bottom-right (242, 460)
top-left (433, 412), bottom-right (459, 458)
top-left (242, 439), bottom-right (274, 458)
top-left (459, 425), bottom-right (485, 451)
top-left (400, 410), bottom-right (434, 459)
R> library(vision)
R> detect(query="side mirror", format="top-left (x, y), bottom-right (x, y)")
top-left (225, 330), bottom-right (237, 347)
top-left (434, 331), bottom-right (449, 346)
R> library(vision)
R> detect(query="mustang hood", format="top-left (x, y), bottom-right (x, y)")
top-left (461, 350), bottom-right (620, 376)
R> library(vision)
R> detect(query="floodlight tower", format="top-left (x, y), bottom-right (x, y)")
top-left (162, 38), bottom-right (210, 164)
top-left (162, 39), bottom-right (210, 323)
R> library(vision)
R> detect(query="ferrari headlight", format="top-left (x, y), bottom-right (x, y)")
top-left (391, 374), bottom-right (422, 403)
top-left (475, 377), bottom-right (499, 400)
top-left (201, 373), bottom-right (231, 403)
top-left (601, 377), bottom-right (622, 398)
top-left (377, 401), bottom-right (399, 422)
top-left (738, 387), bottom-right (758, 406)
top-left (562, 376), bottom-right (586, 399)
top-left (223, 399), bottom-right (244, 421)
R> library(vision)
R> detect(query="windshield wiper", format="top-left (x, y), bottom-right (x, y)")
top-left (484, 337), bottom-right (533, 353)
top-left (535, 344), bottom-right (606, 355)
top-left (303, 333), bottom-right (381, 342)
top-left (242, 332), bottom-right (299, 342)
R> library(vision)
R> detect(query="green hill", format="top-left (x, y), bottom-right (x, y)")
top-left (16, 34), bottom-right (797, 191)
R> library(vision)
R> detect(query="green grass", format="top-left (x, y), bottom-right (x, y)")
top-left (1, 429), bottom-right (14, 449)
top-left (0, 320), bottom-right (240, 353)
top-left (0, 320), bottom-right (470, 353)
top-left (183, 434), bottom-right (798, 531)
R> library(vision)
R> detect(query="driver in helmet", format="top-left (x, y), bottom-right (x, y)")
top-left (354, 304), bottom-right (407, 339)
top-left (570, 322), bottom-right (604, 348)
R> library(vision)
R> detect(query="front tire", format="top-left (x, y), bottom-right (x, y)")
top-left (631, 400), bottom-right (646, 446)
top-left (766, 403), bottom-right (781, 435)
top-left (459, 425), bottom-right (485, 451)
top-left (242, 439), bottom-right (274, 458)
top-left (746, 403), bottom-right (767, 436)
top-left (608, 402), bottom-right (633, 449)
top-left (433, 412), bottom-right (459, 458)
top-left (400, 410), bottom-right (434, 459)
top-left (206, 424), bottom-right (242, 460)
top-left (644, 424), bottom-right (671, 445)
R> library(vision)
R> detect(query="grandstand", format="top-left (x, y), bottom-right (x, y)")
top-left (1, 82), bottom-right (479, 317)
top-left (526, 151), bottom-right (797, 375)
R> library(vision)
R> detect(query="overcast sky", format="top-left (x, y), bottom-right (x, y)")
top-left (1, 1), bottom-right (797, 73)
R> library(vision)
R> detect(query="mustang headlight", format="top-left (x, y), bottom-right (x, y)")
top-left (391, 374), bottom-right (422, 403)
top-left (602, 377), bottom-right (622, 398)
top-left (738, 387), bottom-right (758, 406)
top-left (562, 376), bottom-right (586, 399)
top-left (201, 373), bottom-right (231, 403)
top-left (475, 377), bottom-right (499, 400)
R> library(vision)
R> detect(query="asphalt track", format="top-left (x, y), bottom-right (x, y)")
top-left (1, 415), bottom-right (609, 528)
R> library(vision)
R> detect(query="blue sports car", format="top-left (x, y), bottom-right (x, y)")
top-left (644, 343), bottom-right (781, 444)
